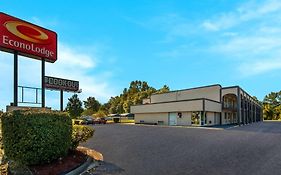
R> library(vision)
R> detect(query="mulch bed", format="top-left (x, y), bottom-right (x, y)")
top-left (29, 150), bottom-right (87, 175)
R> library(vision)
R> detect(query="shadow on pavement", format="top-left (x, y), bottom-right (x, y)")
top-left (202, 124), bottom-right (238, 129)
top-left (86, 161), bottom-right (125, 175)
top-left (227, 121), bottom-right (281, 134)
top-left (202, 122), bottom-right (281, 135)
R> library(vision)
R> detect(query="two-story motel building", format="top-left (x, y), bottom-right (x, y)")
top-left (131, 84), bottom-right (262, 126)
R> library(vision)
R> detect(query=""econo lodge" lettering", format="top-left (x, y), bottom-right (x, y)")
top-left (2, 35), bottom-right (54, 58)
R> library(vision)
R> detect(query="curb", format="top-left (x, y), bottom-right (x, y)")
top-left (64, 156), bottom-right (93, 175)
top-left (77, 146), bottom-right (103, 161)
top-left (134, 123), bottom-right (225, 130)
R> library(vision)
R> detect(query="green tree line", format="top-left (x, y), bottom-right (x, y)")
top-left (66, 80), bottom-right (169, 118)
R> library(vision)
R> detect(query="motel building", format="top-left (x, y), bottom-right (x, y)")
top-left (131, 84), bottom-right (262, 126)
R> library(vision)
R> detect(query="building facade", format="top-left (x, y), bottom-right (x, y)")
top-left (131, 84), bottom-right (262, 126)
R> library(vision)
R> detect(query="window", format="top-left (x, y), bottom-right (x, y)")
top-left (177, 112), bottom-right (182, 118)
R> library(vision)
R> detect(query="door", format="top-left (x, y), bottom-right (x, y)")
top-left (169, 113), bottom-right (177, 126)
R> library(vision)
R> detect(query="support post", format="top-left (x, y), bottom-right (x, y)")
top-left (14, 51), bottom-right (18, 106)
top-left (36, 88), bottom-right (38, 104)
top-left (237, 87), bottom-right (241, 126)
top-left (41, 59), bottom-right (45, 108)
top-left (21, 86), bottom-right (24, 103)
top-left (60, 90), bottom-right (63, 111)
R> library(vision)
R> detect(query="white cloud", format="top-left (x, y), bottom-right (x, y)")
top-left (202, 0), bottom-right (281, 31)
top-left (201, 21), bottom-right (219, 31)
top-left (46, 42), bottom-right (116, 103)
top-left (56, 43), bottom-right (96, 69)
top-left (238, 58), bottom-right (281, 76)
top-left (212, 37), bottom-right (281, 57)
top-left (201, 0), bottom-right (281, 77)
top-left (0, 42), bottom-right (117, 111)
top-left (201, 13), bottom-right (239, 31)
top-left (212, 34), bottom-right (281, 77)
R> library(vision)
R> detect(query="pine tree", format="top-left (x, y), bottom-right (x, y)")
top-left (66, 94), bottom-right (84, 118)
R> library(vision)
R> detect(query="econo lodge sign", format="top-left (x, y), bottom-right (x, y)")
top-left (0, 12), bottom-right (57, 62)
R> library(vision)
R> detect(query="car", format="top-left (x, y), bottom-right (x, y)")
top-left (80, 116), bottom-right (94, 125)
top-left (93, 117), bottom-right (107, 124)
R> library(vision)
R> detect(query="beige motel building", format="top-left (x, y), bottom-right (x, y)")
top-left (131, 84), bottom-right (262, 126)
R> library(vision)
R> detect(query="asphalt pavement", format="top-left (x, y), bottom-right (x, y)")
top-left (83, 122), bottom-right (281, 175)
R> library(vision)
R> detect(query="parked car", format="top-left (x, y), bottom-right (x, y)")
top-left (94, 117), bottom-right (107, 124)
top-left (80, 116), bottom-right (94, 125)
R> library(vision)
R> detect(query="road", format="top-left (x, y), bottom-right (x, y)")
top-left (83, 122), bottom-right (281, 175)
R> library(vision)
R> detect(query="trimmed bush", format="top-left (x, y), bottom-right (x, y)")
top-left (71, 125), bottom-right (94, 150)
top-left (1, 110), bottom-right (72, 165)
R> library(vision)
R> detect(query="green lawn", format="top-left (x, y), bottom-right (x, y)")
top-left (107, 119), bottom-right (135, 124)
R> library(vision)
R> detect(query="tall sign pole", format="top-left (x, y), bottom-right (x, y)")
top-left (13, 51), bottom-right (18, 106)
top-left (42, 59), bottom-right (45, 108)
top-left (60, 90), bottom-right (63, 111)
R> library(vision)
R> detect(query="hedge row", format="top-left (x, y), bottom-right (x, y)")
top-left (1, 110), bottom-right (72, 165)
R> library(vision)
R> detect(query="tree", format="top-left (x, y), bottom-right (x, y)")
top-left (263, 103), bottom-right (274, 120)
top-left (263, 91), bottom-right (281, 120)
top-left (156, 85), bottom-right (170, 94)
top-left (263, 92), bottom-right (280, 106)
top-left (93, 110), bottom-right (107, 118)
top-left (66, 94), bottom-right (83, 118)
top-left (104, 80), bottom-right (169, 114)
top-left (83, 97), bottom-right (101, 115)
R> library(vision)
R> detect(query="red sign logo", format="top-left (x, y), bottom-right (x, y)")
top-left (0, 12), bottom-right (57, 63)
top-left (5, 21), bottom-right (50, 44)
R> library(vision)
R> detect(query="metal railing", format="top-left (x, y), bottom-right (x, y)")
top-left (18, 86), bottom-right (42, 105)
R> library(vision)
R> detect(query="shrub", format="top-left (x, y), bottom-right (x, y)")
top-left (71, 125), bottom-right (94, 150)
top-left (1, 110), bottom-right (72, 165)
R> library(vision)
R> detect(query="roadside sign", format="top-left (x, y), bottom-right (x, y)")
top-left (0, 12), bottom-right (57, 63)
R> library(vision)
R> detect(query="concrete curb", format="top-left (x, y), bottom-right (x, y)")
top-left (64, 157), bottom-right (93, 175)
top-left (77, 146), bottom-right (103, 161)
top-left (64, 147), bottom-right (103, 175)
top-left (133, 123), bottom-right (225, 130)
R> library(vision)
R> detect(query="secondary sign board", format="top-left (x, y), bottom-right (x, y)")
top-left (0, 12), bottom-right (57, 63)
top-left (45, 76), bottom-right (79, 92)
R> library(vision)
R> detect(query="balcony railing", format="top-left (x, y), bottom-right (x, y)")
top-left (223, 102), bottom-right (237, 111)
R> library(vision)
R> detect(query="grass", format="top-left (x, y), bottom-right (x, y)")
top-left (263, 120), bottom-right (281, 122)
top-left (106, 119), bottom-right (135, 124)
top-left (120, 119), bottom-right (135, 123)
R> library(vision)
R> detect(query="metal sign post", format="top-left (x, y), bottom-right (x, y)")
top-left (60, 90), bottom-right (63, 111)
top-left (13, 51), bottom-right (18, 106)
top-left (41, 59), bottom-right (45, 108)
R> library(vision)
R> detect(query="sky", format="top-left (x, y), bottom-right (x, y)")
top-left (1, 0), bottom-right (281, 111)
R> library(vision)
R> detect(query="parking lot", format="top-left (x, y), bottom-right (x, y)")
top-left (83, 122), bottom-right (281, 175)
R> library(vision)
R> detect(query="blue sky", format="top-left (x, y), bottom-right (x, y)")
top-left (1, 0), bottom-right (281, 111)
